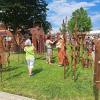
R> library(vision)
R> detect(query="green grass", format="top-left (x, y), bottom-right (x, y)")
top-left (0, 49), bottom-right (97, 100)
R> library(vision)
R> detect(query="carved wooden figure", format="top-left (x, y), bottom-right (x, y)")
top-left (30, 26), bottom-right (45, 53)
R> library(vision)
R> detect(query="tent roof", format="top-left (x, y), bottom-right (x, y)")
top-left (88, 30), bottom-right (100, 35)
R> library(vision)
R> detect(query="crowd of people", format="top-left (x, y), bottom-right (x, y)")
top-left (24, 34), bottom-right (97, 76)
top-left (24, 34), bottom-right (69, 76)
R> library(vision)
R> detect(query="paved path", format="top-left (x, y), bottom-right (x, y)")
top-left (0, 92), bottom-right (35, 100)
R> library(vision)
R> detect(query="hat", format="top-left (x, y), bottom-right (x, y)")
top-left (25, 39), bottom-right (32, 46)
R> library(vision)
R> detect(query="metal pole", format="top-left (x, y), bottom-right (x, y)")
top-left (64, 56), bottom-right (66, 79)
top-left (0, 64), bottom-right (2, 82)
top-left (0, 55), bottom-right (2, 82)
top-left (73, 56), bottom-right (77, 81)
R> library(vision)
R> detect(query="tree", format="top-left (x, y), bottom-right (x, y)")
top-left (68, 7), bottom-right (92, 33)
top-left (0, 0), bottom-right (51, 34)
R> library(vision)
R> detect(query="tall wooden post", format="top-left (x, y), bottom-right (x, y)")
top-left (73, 16), bottom-right (78, 81)
top-left (63, 33), bottom-right (69, 79)
top-left (64, 55), bottom-right (66, 79)
top-left (94, 38), bottom-right (100, 100)
top-left (0, 36), bottom-right (4, 82)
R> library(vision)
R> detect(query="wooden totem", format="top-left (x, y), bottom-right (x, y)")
top-left (71, 16), bottom-right (79, 80)
top-left (30, 26), bottom-right (45, 53)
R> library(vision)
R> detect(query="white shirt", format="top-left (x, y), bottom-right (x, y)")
top-left (45, 39), bottom-right (53, 49)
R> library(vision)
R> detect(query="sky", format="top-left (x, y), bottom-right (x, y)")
top-left (46, 0), bottom-right (100, 33)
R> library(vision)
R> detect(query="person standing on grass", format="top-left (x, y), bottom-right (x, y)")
top-left (45, 35), bottom-right (54, 64)
top-left (56, 35), bottom-right (69, 66)
top-left (24, 37), bottom-right (35, 76)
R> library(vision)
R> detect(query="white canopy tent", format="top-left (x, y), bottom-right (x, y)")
top-left (88, 30), bottom-right (100, 36)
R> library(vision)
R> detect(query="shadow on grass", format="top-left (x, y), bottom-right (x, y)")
top-left (5, 72), bottom-right (24, 80)
top-left (51, 56), bottom-right (56, 63)
top-left (33, 68), bottom-right (43, 75)
top-left (36, 56), bottom-right (46, 60)
top-left (36, 56), bottom-right (42, 59)
top-left (2, 66), bottom-right (20, 72)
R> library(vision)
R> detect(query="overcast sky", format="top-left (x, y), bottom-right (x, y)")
top-left (46, 0), bottom-right (100, 33)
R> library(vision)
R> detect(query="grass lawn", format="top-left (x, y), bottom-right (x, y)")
top-left (0, 48), bottom-right (97, 100)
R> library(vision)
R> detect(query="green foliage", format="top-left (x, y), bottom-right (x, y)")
top-left (68, 7), bottom-right (92, 33)
top-left (0, 0), bottom-right (51, 34)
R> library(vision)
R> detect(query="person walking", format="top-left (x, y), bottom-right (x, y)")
top-left (24, 37), bottom-right (35, 76)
